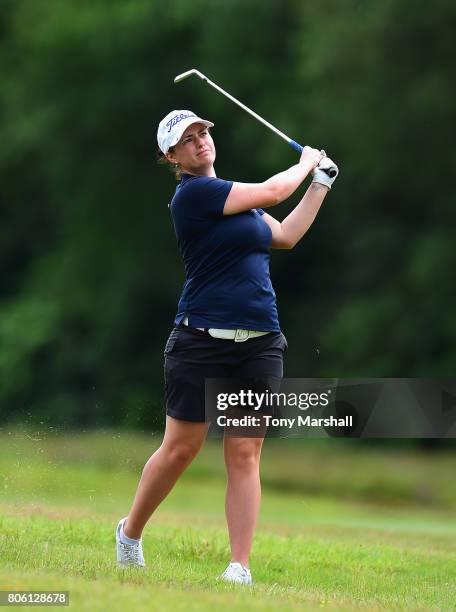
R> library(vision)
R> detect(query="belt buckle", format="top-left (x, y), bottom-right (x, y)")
top-left (234, 329), bottom-right (249, 342)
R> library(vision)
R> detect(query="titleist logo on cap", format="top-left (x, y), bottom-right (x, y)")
top-left (166, 112), bottom-right (197, 133)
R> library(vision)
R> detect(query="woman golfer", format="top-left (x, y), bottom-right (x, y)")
top-left (116, 110), bottom-right (338, 584)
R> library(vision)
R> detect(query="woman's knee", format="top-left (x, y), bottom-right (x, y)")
top-left (161, 441), bottom-right (201, 466)
top-left (159, 418), bottom-right (208, 466)
top-left (224, 439), bottom-right (263, 472)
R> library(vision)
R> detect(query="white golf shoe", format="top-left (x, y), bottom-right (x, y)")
top-left (116, 517), bottom-right (146, 568)
top-left (220, 561), bottom-right (253, 585)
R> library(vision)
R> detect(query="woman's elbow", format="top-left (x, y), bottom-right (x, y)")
top-left (282, 239), bottom-right (296, 250)
top-left (273, 235), bottom-right (295, 249)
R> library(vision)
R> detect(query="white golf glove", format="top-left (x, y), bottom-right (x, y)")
top-left (312, 155), bottom-right (339, 190)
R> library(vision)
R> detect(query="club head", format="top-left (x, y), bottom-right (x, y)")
top-left (174, 69), bottom-right (207, 84)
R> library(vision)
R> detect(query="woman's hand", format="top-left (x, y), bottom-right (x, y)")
top-left (312, 156), bottom-right (339, 190)
top-left (299, 146), bottom-right (324, 170)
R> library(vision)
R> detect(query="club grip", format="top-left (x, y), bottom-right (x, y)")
top-left (289, 139), bottom-right (303, 154)
top-left (289, 140), bottom-right (337, 178)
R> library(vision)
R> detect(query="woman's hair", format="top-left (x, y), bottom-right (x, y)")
top-left (157, 147), bottom-right (182, 181)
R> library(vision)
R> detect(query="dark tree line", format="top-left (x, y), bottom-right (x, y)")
top-left (0, 0), bottom-right (455, 428)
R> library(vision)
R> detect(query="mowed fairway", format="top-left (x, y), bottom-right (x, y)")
top-left (0, 431), bottom-right (455, 611)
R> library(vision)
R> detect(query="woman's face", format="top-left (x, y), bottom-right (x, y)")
top-left (167, 122), bottom-right (216, 175)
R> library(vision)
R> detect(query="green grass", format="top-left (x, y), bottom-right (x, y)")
top-left (0, 429), bottom-right (455, 611)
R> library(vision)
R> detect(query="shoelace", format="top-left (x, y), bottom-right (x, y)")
top-left (225, 564), bottom-right (250, 580)
top-left (120, 541), bottom-right (142, 564)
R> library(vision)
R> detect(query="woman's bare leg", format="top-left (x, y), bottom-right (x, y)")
top-left (223, 436), bottom-right (264, 567)
top-left (123, 416), bottom-right (209, 539)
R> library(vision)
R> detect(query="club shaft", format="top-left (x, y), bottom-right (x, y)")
top-left (174, 69), bottom-right (337, 178)
top-left (202, 76), bottom-right (292, 146)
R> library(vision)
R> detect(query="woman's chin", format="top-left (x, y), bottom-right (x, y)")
top-left (196, 157), bottom-right (215, 170)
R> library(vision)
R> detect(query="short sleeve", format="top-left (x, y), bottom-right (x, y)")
top-left (184, 176), bottom-right (233, 218)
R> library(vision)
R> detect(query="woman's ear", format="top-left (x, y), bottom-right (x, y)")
top-left (166, 147), bottom-right (177, 165)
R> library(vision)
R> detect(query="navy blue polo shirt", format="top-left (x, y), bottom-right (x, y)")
top-left (169, 173), bottom-right (280, 332)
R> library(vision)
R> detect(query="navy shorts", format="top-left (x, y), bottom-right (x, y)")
top-left (164, 325), bottom-right (288, 423)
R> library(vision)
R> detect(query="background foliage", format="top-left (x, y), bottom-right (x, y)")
top-left (1, 0), bottom-right (455, 427)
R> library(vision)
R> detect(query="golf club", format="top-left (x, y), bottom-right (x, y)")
top-left (174, 68), bottom-right (337, 178)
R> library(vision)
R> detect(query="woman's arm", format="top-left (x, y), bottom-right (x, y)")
top-left (262, 155), bottom-right (339, 249)
top-left (262, 182), bottom-right (330, 249)
top-left (223, 147), bottom-right (323, 216)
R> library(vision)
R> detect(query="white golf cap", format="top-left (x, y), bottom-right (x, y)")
top-left (157, 110), bottom-right (214, 154)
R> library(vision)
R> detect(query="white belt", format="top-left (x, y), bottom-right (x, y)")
top-left (182, 316), bottom-right (270, 343)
